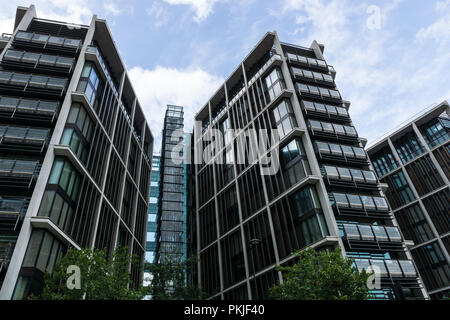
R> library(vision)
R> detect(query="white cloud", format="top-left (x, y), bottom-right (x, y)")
top-left (162, 0), bottom-right (224, 22)
top-left (0, 1), bottom-right (132, 34)
top-left (418, 0), bottom-right (450, 44)
top-left (147, 2), bottom-right (169, 28)
top-left (103, 2), bottom-right (122, 16)
top-left (0, 1), bottom-right (96, 34)
top-left (129, 66), bottom-right (224, 151)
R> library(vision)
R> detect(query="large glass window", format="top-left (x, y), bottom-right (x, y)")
top-left (393, 131), bottom-right (425, 164)
top-left (370, 145), bottom-right (398, 177)
top-left (60, 103), bottom-right (94, 165)
top-left (271, 186), bottom-right (329, 259)
top-left (420, 116), bottom-right (450, 148)
top-left (280, 138), bottom-right (311, 186)
top-left (272, 99), bottom-right (297, 139)
top-left (48, 158), bottom-right (82, 202)
top-left (381, 171), bottom-right (415, 209)
top-left (77, 62), bottom-right (104, 110)
top-left (264, 68), bottom-right (285, 102)
top-left (411, 242), bottom-right (450, 291)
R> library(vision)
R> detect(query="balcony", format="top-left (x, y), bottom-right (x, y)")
top-left (13, 31), bottom-right (82, 55)
top-left (291, 67), bottom-right (335, 87)
top-left (354, 259), bottom-right (421, 289)
top-left (330, 192), bottom-right (392, 219)
top-left (301, 100), bottom-right (350, 122)
top-left (0, 71), bottom-right (67, 98)
top-left (308, 119), bottom-right (359, 143)
top-left (315, 141), bottom-right (369, 166)
top-left (322, 165), bottom-right (379, 191)
top-left (2, 49), bottom-right (75, 76)
top-left (285, 53), bottom-right (329, 72)
top-left (0, 95), bottom-right (59, 124)
top-left (0, 197), bottom-right (29, 231)
top-left (296, 82), bottom-right (342, 103)
top-left (340, 223), bottom-right (404, 251)
top-left (0, 159), bottom-right (41, 189)
top-left (0, 125), bottom-right (50, 155)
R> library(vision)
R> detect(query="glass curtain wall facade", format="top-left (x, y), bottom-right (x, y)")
top-left (155, 105), bottom-right (187, 263)
top-left (0, 5), bottom-right (154, 300)
top-left (368, 102), bottom-right (450, 299)
top-left (192, 32), bottom-right (427, 300)
top-left (146, 155), bottom-right (161, 264)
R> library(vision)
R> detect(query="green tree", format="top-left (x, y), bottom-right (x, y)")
top-left (270, 248), bottom-right (371, 300)
top-left (33, 246), bottom-right (145, 300)
top-left (145, 253), bottom-right (207, 300)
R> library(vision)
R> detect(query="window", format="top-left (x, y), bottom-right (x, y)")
top-left (60, 104), bottom-right (93, 165)
top-left (77, 62), bottom-right (104, 110)
top-left (280, 138), bottom-right (311, 186)
top-left (420, 116), bottom-right (450, 148)
top-left (382, 171), bottom-right (415, 209)
top-left (393, 131), bottom-right (425, 164)
top-left (38, 191), bottom-right (74, 233)
top-left (406, 155), bottom-right (444, 196)
top-left (48, 158), bottom-right (82, 202)
top-left (271, 186), bottom-right (329, 259)
top-left (411, 242), bottom-right (450, 291)
top-left (264, 68), bottom-right (285, 102)
top-left (272, 100), bottom-right (297, 139)
top-left (371, 146), bottom-right (398, 177)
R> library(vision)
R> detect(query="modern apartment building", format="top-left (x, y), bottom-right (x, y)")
top-left (155, 105), bottom-right (188, 263)
top-left (192, 31), bottom-right (428, 300)
top-left (367, 101), bottom-right (450, 299)
top-left (0, 5), bottom-right (153, 300)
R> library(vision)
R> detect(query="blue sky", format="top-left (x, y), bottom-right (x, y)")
top-left (1, 0), bottom-right (449, 151)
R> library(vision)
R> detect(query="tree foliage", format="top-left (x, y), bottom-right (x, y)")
top-left (270, 248), bottom-right (371, 300)
top-left (145, 254), bottom-right (207, 300)
top-left (34, 247), bottom-right (145, 300)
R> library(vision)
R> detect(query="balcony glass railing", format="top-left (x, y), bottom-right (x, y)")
top-left (302, 100), bottom-right (349, 118)
top-left (330, 192), bottom-right (389, 212)
top-left (354, 259), bottom-right (417, 278)
top-left (0, 95), bottom-right (59, 115)
top-left (0, 125), bottom-right (50, 143)
top-left (0, 159), bottom-right (40, 176)
top-left (308, 119), bottom-right (358, 138)
top-left (0, 71), bottom-right (67, 92)
top-left (341, 223), bottom-right (402, 242)
top-left (0, 197), bottom-right (29, 214)
top-left (3, 49), bottom-right (75, 70)
top-left (322, 165), bottom-right (377, 185)
top-left (14, 31), bottom-right (81, 49)
top-left (291, 67), bottom-right (334, 83)
top-left (286, 52), bottom-right (328, 69)
top-left (315, 141), bottom-right (367, 160)
top-left (296, 83), bottom-right (341, 100)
